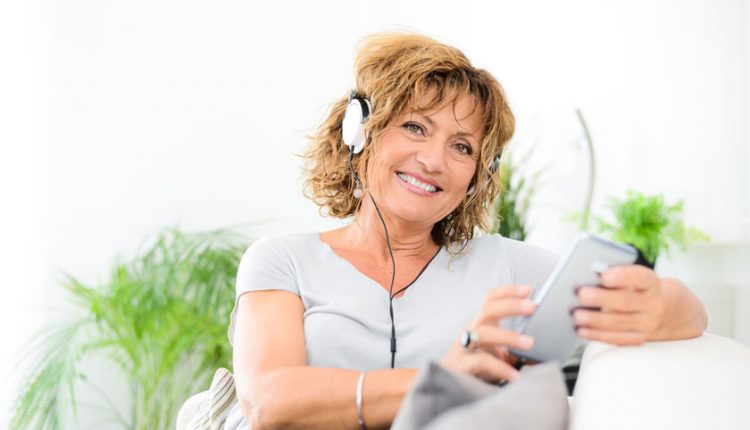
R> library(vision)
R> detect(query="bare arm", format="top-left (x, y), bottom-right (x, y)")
top-left (232, 291), bottom-right (416, 430)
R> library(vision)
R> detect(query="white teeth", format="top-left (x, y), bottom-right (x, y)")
top-left (397, 173), bottom-right (438, 193)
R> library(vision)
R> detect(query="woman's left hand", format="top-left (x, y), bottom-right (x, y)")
top-left (573, 265), bottom-right (666, 346)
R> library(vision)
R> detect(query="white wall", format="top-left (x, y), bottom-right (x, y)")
top-left (746, 0), bottom-right (750, 236)
top-left (2, 0), bottom-right (748, 428)
top-left (1, 0), bottom-right (48, 428)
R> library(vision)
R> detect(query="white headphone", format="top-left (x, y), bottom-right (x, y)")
top-left (341, 92), bottom-right (372, 154)
top-left (341, 91), bottom-right (502, 194)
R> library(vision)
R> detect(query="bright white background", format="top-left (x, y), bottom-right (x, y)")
top-left (1, 0), bottom-right (748, 428)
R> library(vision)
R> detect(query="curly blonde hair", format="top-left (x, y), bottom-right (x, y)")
top-left (302, 32), bottom-right (515, 253)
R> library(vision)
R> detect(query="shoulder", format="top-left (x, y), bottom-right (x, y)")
top-left (241, 232), bottom-right (320, 260)
top-left (464, 234), bottom-right (559, 263)
top-left (238, 232), bottom-right (323, 278)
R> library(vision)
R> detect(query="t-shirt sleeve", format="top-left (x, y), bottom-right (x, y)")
top-left (227, 236), bottom-right (300, 345)
top-left (235, 236), bottom-right (300, 297)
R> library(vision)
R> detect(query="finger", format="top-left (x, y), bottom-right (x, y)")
top-left (600, 265), bottom-right (659, 293)
top-left (488, 345), bottom-right (512, 362)
top-left (472, 325), bottom-right (535, 351)
top-left (476, 298), bottom-right (536, 324)
top-left (577, 327), bottom-right (646, 346)
top-left (466, 351), bottom-right (521, 383)
top-left (577, 286), bottom-right (646, 312)
top-left (573, 309), bottom-right (653, 333)
top-left (485, 284), bottom-right (533, 301)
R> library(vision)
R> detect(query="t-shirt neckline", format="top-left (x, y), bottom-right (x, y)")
top-left (314, 232), bottom-right (443, 301)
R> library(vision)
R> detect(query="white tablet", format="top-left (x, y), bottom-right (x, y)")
top-left (509, 233), bottom-right (638, 364)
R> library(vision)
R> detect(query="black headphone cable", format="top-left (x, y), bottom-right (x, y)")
top-left (351, 146), bottom-right (440, 368)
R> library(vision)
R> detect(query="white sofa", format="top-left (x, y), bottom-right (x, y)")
top-left (569, 333), bottom-right (750, 429)
top-left (177, 333), bottom-right (750, 430)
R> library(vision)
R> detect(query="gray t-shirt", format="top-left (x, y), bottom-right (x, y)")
top-left (223, 232), bottom-right (558, 429)
top-left (227, 232), bottom-right (558, 370)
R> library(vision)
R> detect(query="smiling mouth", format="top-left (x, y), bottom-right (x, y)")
top-left (396, 172), bottom-right (442, 193)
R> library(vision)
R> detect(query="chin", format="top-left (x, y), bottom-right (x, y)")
top-left (388, 202), bottom-right (449, 227)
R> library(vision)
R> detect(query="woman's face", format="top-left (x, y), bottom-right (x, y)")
top-left (365, 93), bottom-right (483, 229)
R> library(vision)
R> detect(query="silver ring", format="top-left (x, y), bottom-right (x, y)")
top-left (460, 330), bottom-right (479, 350)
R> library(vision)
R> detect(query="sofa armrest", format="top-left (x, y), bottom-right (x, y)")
top-left (570, 333), bottom-right (750, 430)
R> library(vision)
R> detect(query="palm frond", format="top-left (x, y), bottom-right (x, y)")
top-left (12, 226), bottom-right (254, 430)
top-left (11, 319), bottom-right (91, 430)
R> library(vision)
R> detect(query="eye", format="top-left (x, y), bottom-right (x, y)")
top-left (403, 122), bottom-right (425, 135)
top-left (454, 142), bottom-right (473, 155)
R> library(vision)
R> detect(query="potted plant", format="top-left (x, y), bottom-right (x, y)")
top-left (491, 151), bottom-right (541, 241)
top-left (11, 227), bottom-right (252, 430)
top-left (595, 190), bottom-right (709, 268)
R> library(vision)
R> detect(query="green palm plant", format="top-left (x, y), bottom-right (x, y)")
top-left (11, 227), bottom-right (252, 430)
top-left (491, 151), bottom-right (540, 241)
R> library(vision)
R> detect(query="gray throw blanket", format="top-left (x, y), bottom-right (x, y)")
top-left (392, 361), bottom-right (569, 430)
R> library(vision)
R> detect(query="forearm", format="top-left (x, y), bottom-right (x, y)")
top-left (241, 366), bottom-right (417, 430)
top-left (649, 277), bottom-right (708, 341)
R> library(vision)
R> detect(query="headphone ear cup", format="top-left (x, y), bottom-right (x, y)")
top-left (489, 154), bottom-right (501, 174)
top-left (471, 154), bottom-right (502, 195)
top-left (342, 97), bottom-right (371, 154)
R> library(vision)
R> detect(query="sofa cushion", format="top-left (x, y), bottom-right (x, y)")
top-left (185, 368), bottom-right (238, 430)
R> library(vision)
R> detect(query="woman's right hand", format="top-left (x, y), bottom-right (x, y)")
top-left (440, 284), bottom-right (537, 383)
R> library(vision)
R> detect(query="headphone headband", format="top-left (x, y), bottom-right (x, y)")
top-left (341, 89), bottom-right (502, 194)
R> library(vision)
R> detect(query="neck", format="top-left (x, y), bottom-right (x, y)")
top-left (346, 194), bottom-right (439, 262)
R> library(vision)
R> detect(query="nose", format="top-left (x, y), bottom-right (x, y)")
top-left (415, 139), bottom-right (447, 173)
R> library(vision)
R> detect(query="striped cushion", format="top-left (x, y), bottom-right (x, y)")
top-left (187, 368), bottom-right (238, 430)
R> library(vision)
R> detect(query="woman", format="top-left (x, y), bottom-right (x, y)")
top-left (225, 33), bottom-right (707, 429)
